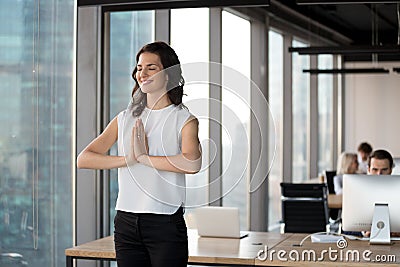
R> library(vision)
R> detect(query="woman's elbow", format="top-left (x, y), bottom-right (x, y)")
top-left (185, 166), bottom-right (201, 175)
top-left (183, 156), bottom-right (202, 174)
top-left (76, 152), bottom-right (87, 169)
top-left (185, 169), bottom-right (200, 175)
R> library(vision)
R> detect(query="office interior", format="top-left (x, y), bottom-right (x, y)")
top-left (1, 0), bottom-right (400, 266)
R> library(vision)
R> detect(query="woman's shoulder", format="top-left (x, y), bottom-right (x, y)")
top-left (174, 103), bottom-right (195, 117)
top-left (116, 109), bottom-right (127, 120)
top-left (171, 104), bottom-right (198, 131)
top-left (116, 109), bottom-right (138, 126)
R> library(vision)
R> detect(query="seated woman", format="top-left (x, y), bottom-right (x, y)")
top-left (334, 152), bottom-right (363, 237)
top-left (333, 152), bottom-right (358, 195)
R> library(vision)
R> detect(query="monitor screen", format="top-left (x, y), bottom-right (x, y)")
top-left (342, 174), bottom-right (400, 233)
top-left (392, 157), bottom-right (400, 175)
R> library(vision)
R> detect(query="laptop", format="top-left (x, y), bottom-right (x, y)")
top-left (194, 206), bottom-right (248, 239)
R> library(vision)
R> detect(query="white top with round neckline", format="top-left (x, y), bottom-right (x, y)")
top-left (116, 104), bottom-right (192, 214)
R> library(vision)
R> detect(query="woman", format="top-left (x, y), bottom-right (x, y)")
top-left (77, 41), bottom-right (202, 267)
top-left (333, 152), bottom-right (358, 195)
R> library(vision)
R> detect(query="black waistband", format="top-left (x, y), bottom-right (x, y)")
top-left (117, 206), bottom-right (184, 221)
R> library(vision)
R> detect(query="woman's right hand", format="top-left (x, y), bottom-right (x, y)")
top-left (133, 118), bottom-right (149, 160)
top-left (125, 126), bottom-right (139, 166)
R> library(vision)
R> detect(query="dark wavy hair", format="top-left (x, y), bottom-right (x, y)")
top-left (367, 149), bottom-right (394, 169)
top-left (357, 142), bottom-right (373, 154)
top-left (130, 41), bottom-right (184, 116)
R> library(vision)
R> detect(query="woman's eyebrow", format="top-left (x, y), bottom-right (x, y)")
top-left (137, 63), bottom-right (159, 67)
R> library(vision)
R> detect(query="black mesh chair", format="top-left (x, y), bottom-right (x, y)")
top-left (325, 170), bottom-right (337, 194)
top-left (280, 183), bottom-right (330, 234)
top-left (325, 170), bottom-right (340, 221)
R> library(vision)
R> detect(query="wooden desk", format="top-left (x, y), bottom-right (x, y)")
top-left (255, 233), bottom-right (400, 266)
top-left (303, 179), bottom-right (343, 209)
top-left (188, 231), bottom-right (291, 266)
top-left (65, 230), bottom-right (292, 267)
top-left (66, 231), bottom-right (400, 266)
top-left (65, 235), bottom-right (114, 267)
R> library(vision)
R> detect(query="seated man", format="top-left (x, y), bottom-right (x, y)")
top-left (367, 149), bottom-right (393, 175)
top-left (363, 149), bottom-right (397, 237)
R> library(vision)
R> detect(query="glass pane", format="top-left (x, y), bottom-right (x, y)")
top-left (108, 11), bottom-right (154, 234)
top-left (0, 0), bottom-right (73, 266)
top-left (268, 30), bottom-right (283, 231)
top-left (318, 55), bottom-right (334, 173)
top-left (292, 39), bottom-right (310, 182)
top-left (221, 11), bottom-right (250, 230)
top-left (171, 8), bottom-right (209, 227)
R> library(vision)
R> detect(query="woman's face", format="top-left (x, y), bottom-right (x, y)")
top-left (349, 156), bottom-right (359, 174)
top-left (135, 52), bottom-right (168, 94)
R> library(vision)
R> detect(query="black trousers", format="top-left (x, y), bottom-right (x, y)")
top-left (113, 207), bottom-right (188, 267)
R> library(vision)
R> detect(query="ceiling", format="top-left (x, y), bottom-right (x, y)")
top-left (79, 0), bottom-right (399, 47)
top-left (278, 1), bottom-right (399, 46)
top-left (78, 0), bottom-right (400, 61)
top-left (266, 1), bottom-right (400, 61)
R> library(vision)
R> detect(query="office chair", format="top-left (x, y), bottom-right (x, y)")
top-left (280, 183), bottom-right (330, 234)
top-left (324, 170), bottom-right (340, 222)
top-left (325, 170), bottom-right (337, 194)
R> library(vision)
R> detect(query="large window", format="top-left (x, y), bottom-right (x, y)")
top-left (292, 39), bottom-right (310, 182)
top-left (318, 55), bottom-right (334, 173)
top-left (108, 10), bottom-right (154, 233)
top-left (221, 10), bottom-right (251, 230)
top-left (0, 1), bottom-right (73, 266)
top-left (268, 30), bottom-right (283, 231)
top-left (171, 8), bottom-right (210, 223)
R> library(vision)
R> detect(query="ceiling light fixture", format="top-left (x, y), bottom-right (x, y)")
top-left (303, 68), bottom-right (390, 74)
top-left (289, 45), bottom-right (400, 55)
top-left (78, 0), bottom-right (270, 7)
top-left (296, 1), bottom-right (399, 4)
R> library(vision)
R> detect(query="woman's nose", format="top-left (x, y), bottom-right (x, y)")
top-left (140, 68), bottom-right (149, 77)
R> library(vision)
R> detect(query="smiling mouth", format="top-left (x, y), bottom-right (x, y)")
top-left (142, 80), bottom-right (152, 85)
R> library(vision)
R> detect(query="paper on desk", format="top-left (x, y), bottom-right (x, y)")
top-left (311, 234), bottom-right (345, 243)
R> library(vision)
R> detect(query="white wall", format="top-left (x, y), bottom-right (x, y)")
top-left (344, 61), bottom-right (400, 157)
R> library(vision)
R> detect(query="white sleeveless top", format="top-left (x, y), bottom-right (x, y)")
top-left (116, 104), bottom-right (192, 214)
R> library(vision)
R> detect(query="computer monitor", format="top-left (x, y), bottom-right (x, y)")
top-left (392, 157), bottom-right (400, 175)
top-left (342, 174), bottom-right (400, 244)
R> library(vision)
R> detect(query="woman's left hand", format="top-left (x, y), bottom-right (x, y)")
top-left (133, 118), bottom-right (148, 160)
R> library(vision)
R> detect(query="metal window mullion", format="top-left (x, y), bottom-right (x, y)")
top-left (282, 34), bottom-right (293, 183)
top-left (309, 55), bottom-right (318, 179)
top-left (331, 56), bottom-right (339, 170)
top-left (72, 0), bottom-right (78, 248)
top-left (101, 9), bottom-right (111, 239)
top-left (208, 7), bottom-right (222, 206)
top-left (76, 6), bottom-right (101, 255)
top-left (249, 18), bottom-right (268, 231)
top-left (155, 9), bottom-right (170, 43)
top-left (337, 56), bottom-right (344, 156)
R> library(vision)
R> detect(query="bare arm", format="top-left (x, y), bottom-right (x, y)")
top-left (137, 117), bottom-right (202, 174)
top-left (77, 117), bottom-right (126, 169)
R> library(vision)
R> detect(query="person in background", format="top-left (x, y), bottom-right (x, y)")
top-left (357, 142), bottom-right (373, 174)
top-left (367, 149), bottom-right (393, 175)
top-left (363, 149), bottom-right (395, 237)
top-left (333, 152), bottom-right (358, 195)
